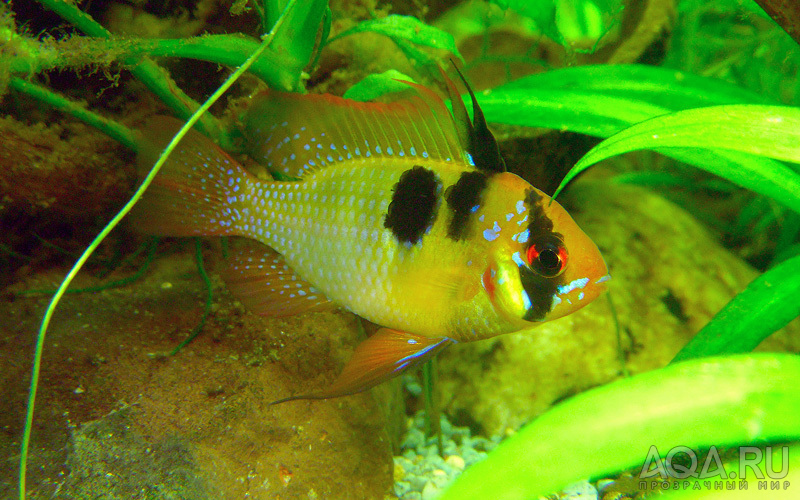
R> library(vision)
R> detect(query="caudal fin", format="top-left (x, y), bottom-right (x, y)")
top-left (130, 116), bottom-right (253, 237)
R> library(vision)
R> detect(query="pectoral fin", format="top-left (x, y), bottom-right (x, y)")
top-left (270, 329), bottom-right (452, 404)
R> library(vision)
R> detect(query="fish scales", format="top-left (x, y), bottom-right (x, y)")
top-left (131, 72), bottom-right (609, 400)
top-left (217, 157), bottom-right (494, 340)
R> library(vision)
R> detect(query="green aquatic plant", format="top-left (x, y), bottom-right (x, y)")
top-left (6, 0), bottom-right (800, 499)
top-left (12, 1), bottom-right (325, 497)
top-left (441, 353), bottom-right (800, 500)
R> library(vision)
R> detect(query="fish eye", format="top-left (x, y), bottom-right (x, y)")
top-left (525, 236), bottom-right (568, 278)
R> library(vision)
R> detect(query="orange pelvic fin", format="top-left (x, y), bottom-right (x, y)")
top-left (270, 329), bottom-right (452, 404)
top-left (222, 241), bottom-right (334, 317)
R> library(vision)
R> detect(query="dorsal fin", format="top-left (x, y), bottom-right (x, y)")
top-left (241, 84), bottom-right (471, 179)
top-left (445, 62), bottom-right (507, 173)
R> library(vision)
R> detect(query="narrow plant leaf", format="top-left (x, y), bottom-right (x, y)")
top-left (551, 105), bottom-right (800, 214)
top-left (327, 15), bottom-right (463, 61)
top-left (495, 64), bottom-right (772, 109)
top-left (267, 0), bottom-right (328, 86)
top-left (672, 254), bottom-right (800, 363)
top-left (343, 70), bottom-right (416, 102)
top-left (491, 0), bottom-right (623, 51)
top-left (441, 354), bottom-right (800, 500)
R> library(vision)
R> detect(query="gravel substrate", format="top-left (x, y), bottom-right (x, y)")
top-left (391, 410), bottom-right (601, 500)
top-left (392, 410), bottom-right (502, 500)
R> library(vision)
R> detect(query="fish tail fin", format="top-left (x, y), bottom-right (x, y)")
top-left (130, 116), bottom-right (254, 237)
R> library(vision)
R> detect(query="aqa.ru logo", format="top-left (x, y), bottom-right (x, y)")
top-left (638, 445), bottom-right (790, 492)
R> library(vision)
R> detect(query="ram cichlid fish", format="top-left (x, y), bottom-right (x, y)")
top-left (130, 69), bottom-right (609, 402)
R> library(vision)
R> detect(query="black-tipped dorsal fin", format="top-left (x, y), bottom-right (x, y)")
top-left (242, 84), bottom-right (471, 180)
top-left (444, 62), bottom-right (506, 173)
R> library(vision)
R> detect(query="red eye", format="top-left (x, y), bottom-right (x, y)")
top-left (526, 237), bottom-right (568, 277)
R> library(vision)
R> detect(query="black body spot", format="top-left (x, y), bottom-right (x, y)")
top-left (384, 166), bottom-right (442, 245)
top-left (445, 171), bottom-right (489, 241)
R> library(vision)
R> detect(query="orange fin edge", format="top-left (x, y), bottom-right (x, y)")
top-left (270, 329), bottom-right (452, 404)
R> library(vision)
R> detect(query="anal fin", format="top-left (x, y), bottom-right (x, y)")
top-left (223, 241), bottom-right (334, 317)
top-left (271, 329), bottom-right (452, 404)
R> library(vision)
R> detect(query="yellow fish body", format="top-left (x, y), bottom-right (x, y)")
top-left (132, 72), bottom-right (609, 400)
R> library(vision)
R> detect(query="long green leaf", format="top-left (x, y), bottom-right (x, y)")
top-left (672, 254), bottom-right (800, 363)
top-left (441, 354), bottom-right (800, 500)
top-left (343, 70), bottom-right (416, 102)
top-left (327, 14), bottom-right (462, 61)
top-left (551, 105), bottom-right (800, 214)
top-left (495, 64), bottom-right (772, 109)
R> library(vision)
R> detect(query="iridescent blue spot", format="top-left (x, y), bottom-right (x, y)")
top-left (520, 290), bottom-right (532, 310)
top-left (327, 155), bottom-right (334, 162)
top-left (304, 144), bottom-right (310, 151)
top-left (466, 152), bottom-right (475, 166)
top-left (512, 251), bottom-right (525, 267)
top-left (281, 121), bottom-right (288, 127)
top-left (375, 145), bottom-right (382, 154)
top-left (386, 147), bottom-right (393, 155)
top-left (558, 277), bottom-right (590, 295)
top-left (483, 228), bottom-right (499, 241)
top-left (516, 200), bottom-right (525, 214)
top-left (293, 133), bottom-right (300, 139)
top-left (422, 151), bottom-right (429, 158)
top-left (410, 147), bottom-right (417, 156)
top-left (228, 178), bottom-right (235, 187)
top-left (517, 229), bottom-right (530, 244)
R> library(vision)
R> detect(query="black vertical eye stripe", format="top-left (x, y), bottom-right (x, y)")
top-left (519, 188), bottom-right (565, 320)
top-left (384, 166), bottom-right (442, 245)
top-left (445, 171), bottom-right (489, 241)
top-left (524, 188), bottom-right (557, 241)
top-left (520, 266), bottom-right (556, 321)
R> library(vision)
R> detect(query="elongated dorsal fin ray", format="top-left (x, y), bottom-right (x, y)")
top-left (242, 86), bottom-right (470, 180)
top-left (447, 62), bottom-right (507, 173)
top-left (223, 242), bottom-right (335, 317)
top-left (270, 329), bottom-right (452, 404)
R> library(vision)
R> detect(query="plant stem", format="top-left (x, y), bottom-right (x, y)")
top-left (9, 34), bottom-right (300, 93)
top-left (34, 0), bottom-right (226, 146)
top-left (18, 2), bottom-right (301, 497)
top-left (8, 77), bottom-right (138, 151)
